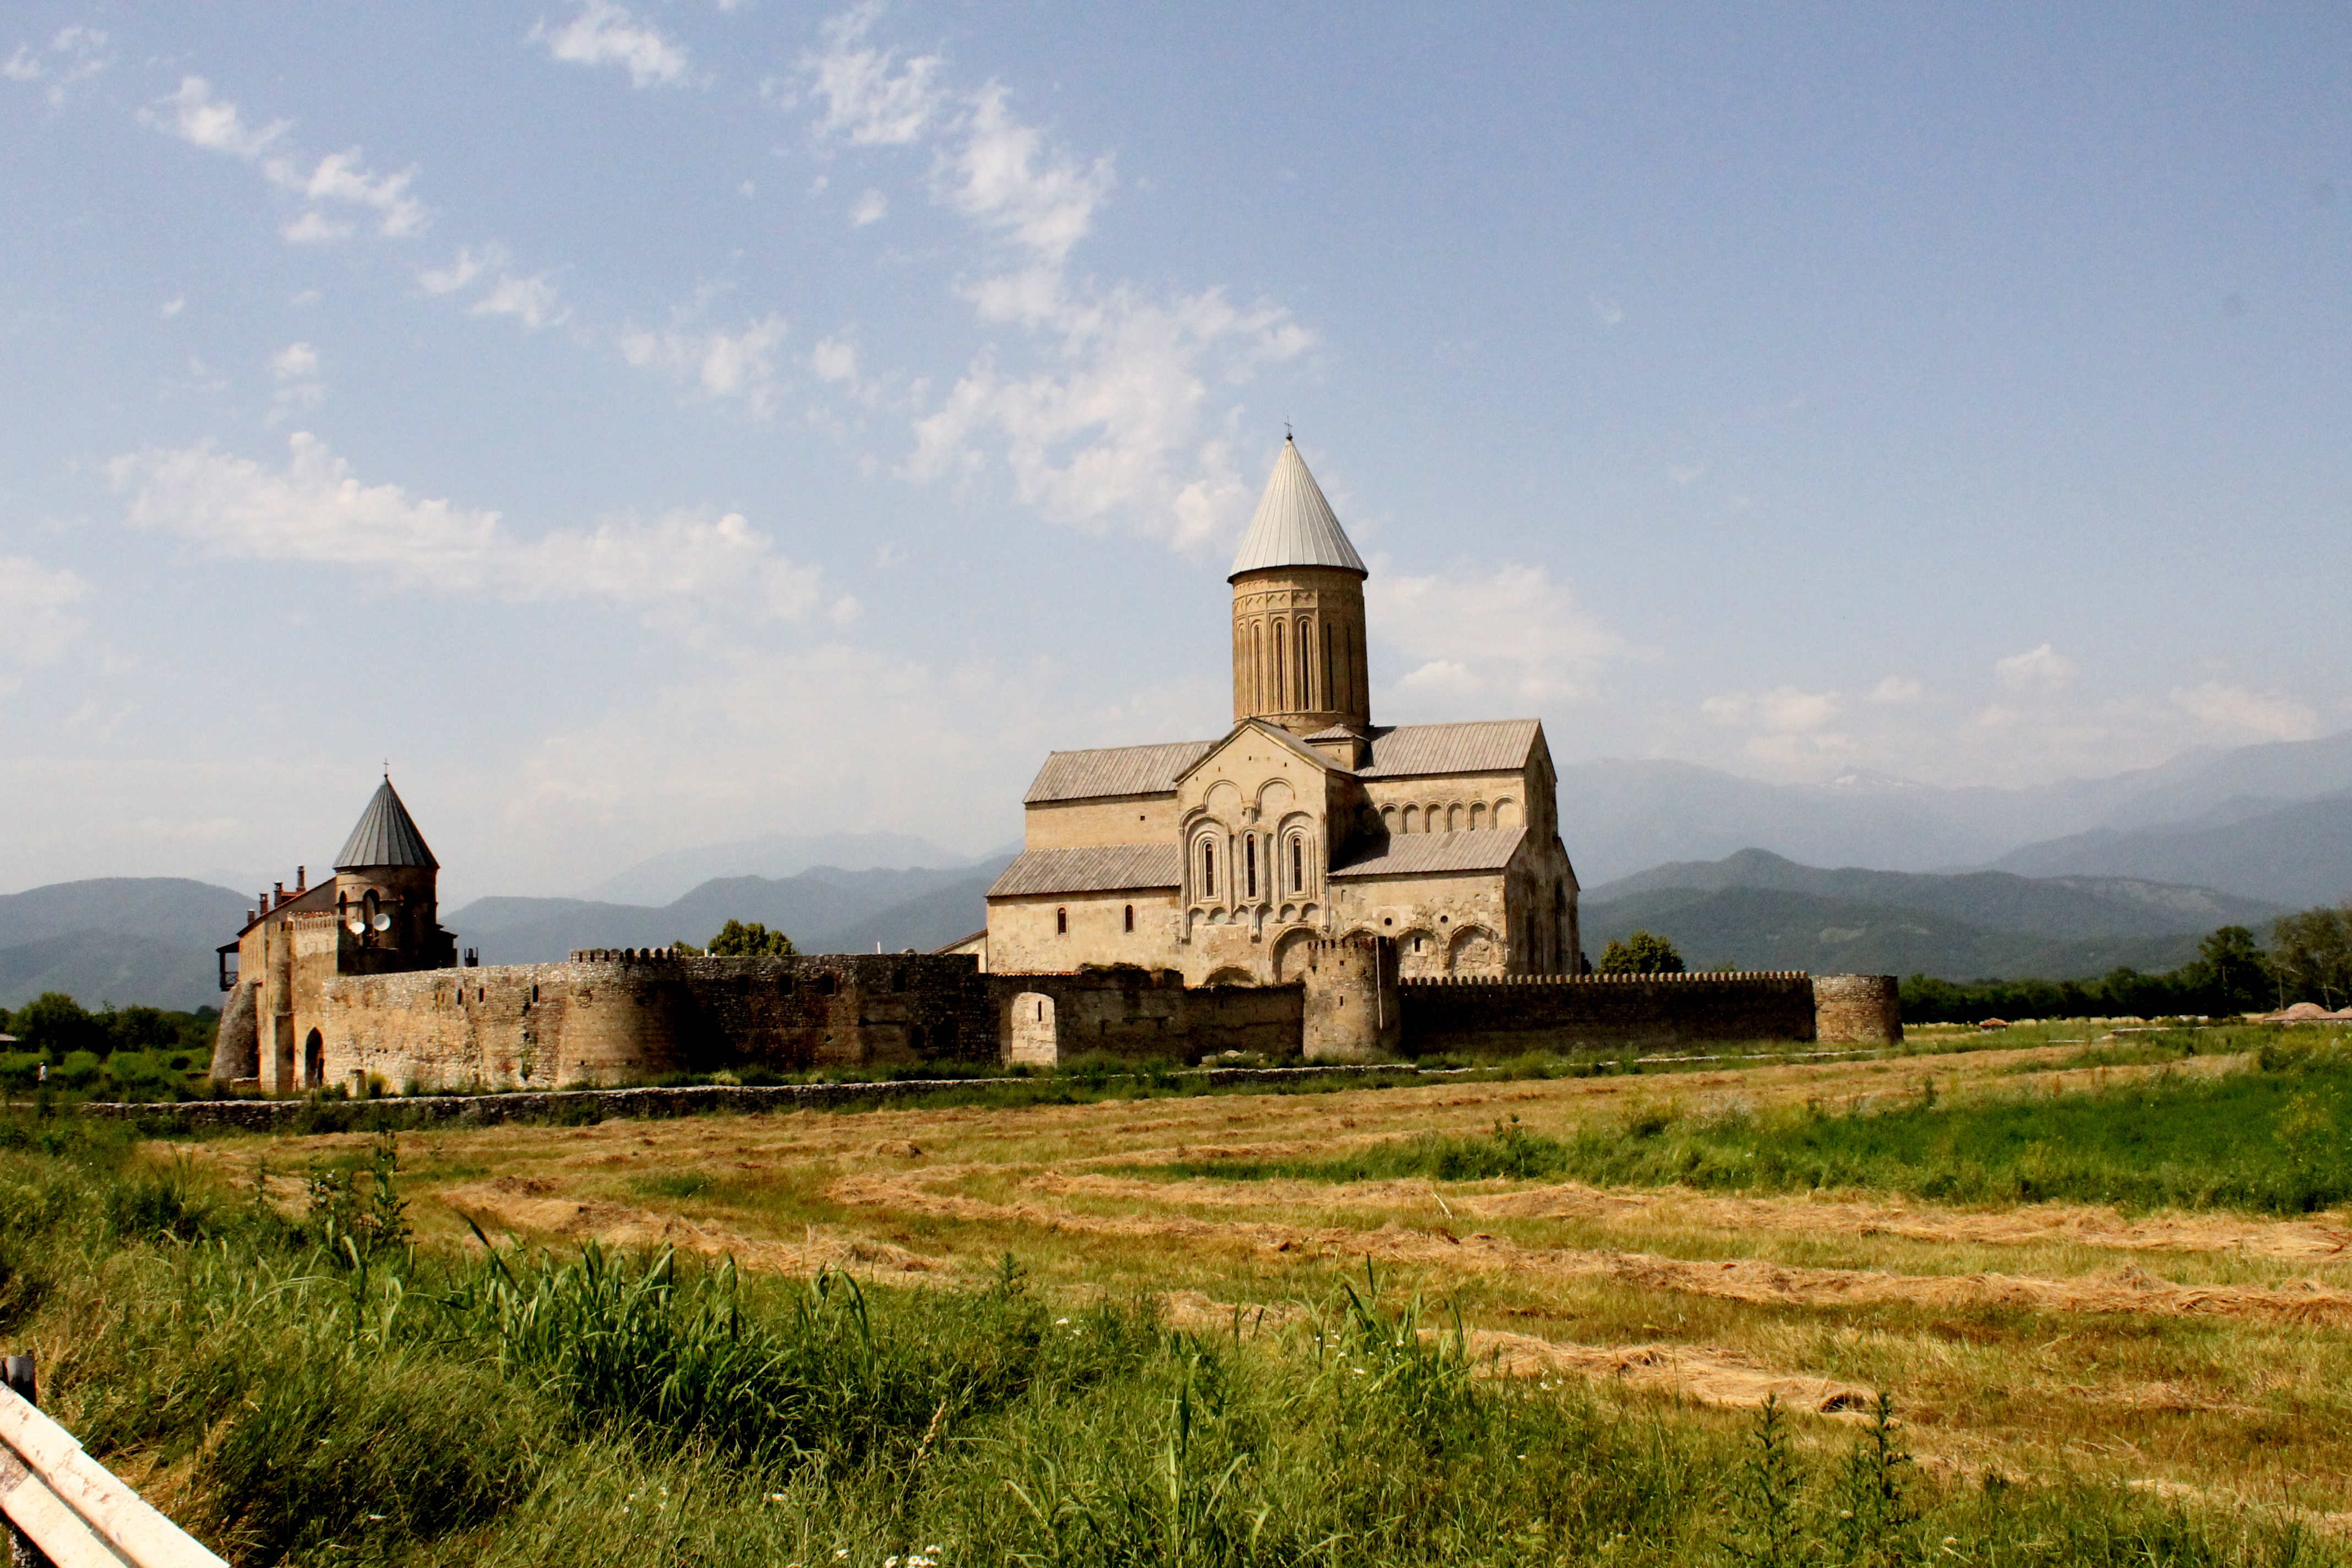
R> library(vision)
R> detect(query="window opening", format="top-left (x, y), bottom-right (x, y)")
top-left (1123, 904), bottom-right (1135, 932)
top-left (1201, 841), bottom-right (1216, 897)
top-left (1055, 907), bottom-right (1069, 935)
top-left (1291, 836), bottom-right (1304, 891)
top-left (1246, 836), bottom-right (1257, 899)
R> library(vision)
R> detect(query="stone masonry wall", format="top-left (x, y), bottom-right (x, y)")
top-left (984, 968), bottom-right (1303, 1065)
top-left (1812, 974), bottom-right (1904, 1046)
top-left (323, 951), bottom-right (993, 1091)
top-left (1400, 971), bottom-right (1817, 1054)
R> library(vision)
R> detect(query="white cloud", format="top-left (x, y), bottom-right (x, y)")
top-left (1995, 641), bottom-right (2077, 692)
top-left (1589, 294), bottom-right (1624, 327)
top-left (110, 434), bottom-right (827, 630)
top-left (2169, 680), bottom-right (2322, 742)
top-left (3, 25), bottom-right (112, 106)
top-left (146, 76), bottom-right (286, 160)
top-left (266, 342), bottom-right (326, 424)
top-left (619, 313), bottom-right (790, 415)
top-left (943, 83), bottom-right (1114, 269)
top-left (159, 296), bottom-right (186, 319)
top-left (418, 244), bottom-right (502, 295)
top-left (1372, 563), bottom-right (1629, 710)
top-left (531, 1), bottom-right (695, 89)
top-left (1701, 684), bottom-right (1858, 769)
top-left (850, 187), bottom-right (888, 226)
top-left (146, 77), bottom-right (428, 241)
top-left (0, 556), bottom-right (87, 668)
top-left (796, 7), bottom-right (1314, 552)
top-left (798, 3), bottom-right (945, 146)
top-left (473, 273), bottom-right (568, 329)
top-left (1869, 674), bottom-right (1924, 704)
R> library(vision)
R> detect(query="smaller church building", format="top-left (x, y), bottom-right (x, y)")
top-left (980, 438), bottom-right (1582, 986)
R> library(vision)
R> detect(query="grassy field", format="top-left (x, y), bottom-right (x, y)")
top-left (7, 1024), bottom-right (2352, 1565)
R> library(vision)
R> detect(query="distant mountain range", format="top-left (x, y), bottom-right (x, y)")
top-left (12, 726), bottom-right (2352, 1010)
top-left (1582, 850), bottom-right (2281, 981)
top-left (445, 859), bottom-right (1012, 963)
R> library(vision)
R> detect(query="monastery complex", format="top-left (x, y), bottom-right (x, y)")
top-left (212, 440), bottom-right (1899, 1094)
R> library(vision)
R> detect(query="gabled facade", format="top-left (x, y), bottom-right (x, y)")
top-left (985, 438), bottom-right (1582, 984)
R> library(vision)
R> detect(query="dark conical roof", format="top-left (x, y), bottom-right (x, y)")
top-left (334, 778), bottom-right (439, 871)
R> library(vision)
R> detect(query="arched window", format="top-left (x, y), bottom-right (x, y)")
top-left (1245, 836), bottom-right (1258, 899)
top-left (1055, 907), bottom-right (1069, 935)
top-left (1402, 805), bottom-right (1420, 834)
top-left (1251, 621), bottom-right (1264, 709)
top-left (1470, 802), bottom-right (1487, 830)
top-left (1325, 622), bottom-right (1338, 709)
top-left (1290, 835), bottom-right (1304, 891)
top-left (1201, 840), bottom-right (1217, 897)
top-left (1296, 619), bottom-right (1312, 709)
top-left (1123, 903), bottom-right (1135, 932)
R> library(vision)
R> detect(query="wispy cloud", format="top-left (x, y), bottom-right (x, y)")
top-left (618, 313), bottom-right (790, 416)
top-left (416, 244), bottom-right (568, 329)
top-left (266, 342), bottom-right (326, 424)
top-left (145, 77), bottom-right (427, 241)
top-left (530, 1), bottom-right (696, 89)
top-left (789, 6), bottom-right (1311, 549)
top-left (0, 556), bottom-right (88, 674)
top-left (3, 25), bottom-right (112, 107)
top-left (111, 434), bottom-right (832, 631)
top-left (2169, 680), bottom-right (2321, 742)
top-left (1372, 563), bottom-right (1630, 711)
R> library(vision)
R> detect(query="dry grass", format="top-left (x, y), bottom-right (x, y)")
top-left (179, 1036), bottom-right (2352, 1529)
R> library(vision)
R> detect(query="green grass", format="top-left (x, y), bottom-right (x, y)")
top-left (0, 1113), bottom-right (2328, 1566)
top-left (1137, 1035), bottom-right (2352, 1216)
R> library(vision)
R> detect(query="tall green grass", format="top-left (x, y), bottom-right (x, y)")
top-left (1140, 1037), bottom-right (2352, 1216)
top-left (0, 1113), bottom-right (2331, 1566)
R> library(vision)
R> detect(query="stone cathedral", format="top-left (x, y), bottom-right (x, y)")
top-left (981, 437), bottom-right (1583, 984)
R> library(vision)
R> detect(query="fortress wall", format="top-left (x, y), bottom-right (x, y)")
top-left (323, 951), bottom-right (992, 1091)
top-left (1812, 973), bottom-right (1904, 1046)
top-left (1398, 971), bottom-right (1819, 1054)
top-left (985, 969), bottom-right (1303, 1066)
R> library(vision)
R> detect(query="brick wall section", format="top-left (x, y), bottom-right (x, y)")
top-left (1812, 974), bottom-right (1903, 1046)
top-left (1399, 971), bottom-right (1817, 1054)
top-left (984, 968), bottom-right (1303, 1065)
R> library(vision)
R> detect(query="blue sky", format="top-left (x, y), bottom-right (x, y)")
top-left (3, 2), bottom-right (2348, 900)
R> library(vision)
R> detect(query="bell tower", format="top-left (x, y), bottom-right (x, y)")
top-left (1229, 437), bottom-right (1372, 739)
top-left (331, 776), bottom-right (458, 973)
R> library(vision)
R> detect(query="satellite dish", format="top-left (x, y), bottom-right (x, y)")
top-left (372, 913), bottom-right (393, 932)
top-left (346, 918), bottom-right (366, 936)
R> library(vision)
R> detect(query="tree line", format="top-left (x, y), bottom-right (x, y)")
top-left (1902, 905), bottom-right (2352, 1023)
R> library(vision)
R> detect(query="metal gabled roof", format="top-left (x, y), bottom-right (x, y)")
top-left (1330, 826), bottom-right (1528, 880)
top-left (1023, 739), bottom-right (1221, 804)
top-left (1301, 720), bottom-right (1543, 779)
top-left (987, 843), bottom-right (1184, 899)
top-left (1228, 437), bottom-right (1367, 580)
top-left (334, 778), bottom-right (439, 871)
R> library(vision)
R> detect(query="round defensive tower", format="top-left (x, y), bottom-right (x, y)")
top-left (1302, 934), bottom-right (1400, 1062)
top-left (1229, 437), bottom-right (1372, 739)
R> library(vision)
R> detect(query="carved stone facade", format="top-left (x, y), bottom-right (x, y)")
top-left (985, 437), bottom-right (1581, 986)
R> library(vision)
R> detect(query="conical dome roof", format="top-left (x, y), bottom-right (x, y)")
top-left (1228, 437), bottom-right (1366, 580)
top-left (334, 778), bottom-right (439, 871)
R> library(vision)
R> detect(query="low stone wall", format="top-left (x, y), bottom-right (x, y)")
top-left (1399, 971), bottom-right (1819, 1054)
top-left (984, 968), bottom-right (1303, 1065)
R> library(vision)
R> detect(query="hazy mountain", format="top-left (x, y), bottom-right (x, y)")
top-left (1990, 792), bottom-right (2352, 907)
top-left (1585, 848), bottom-right (2280, 939)
top-left (1557, 729), bottom-right (2352, 885)
top-left (578, 831), bottom-right (977, 907)
top-left (445, 858), bottom-right (1016, 963)
top-left (0, 878), bottom-right (248, 950)
top-left (0, 932), bottom-right (221, 1012)
top-left (1582, 888), bottom-right (2207, 982)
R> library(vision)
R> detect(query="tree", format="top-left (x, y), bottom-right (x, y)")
top-left (2269, 905), bottom-right (2352, 1009)
top-left (2191, 925), bottom-right (2271, 1012)
top-left (1598, 930), bottom-right (1684, 975)
top-left (12, 992), bottom-right (108, 1058)
top-left (703, 919), bottom-right (796, 958)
